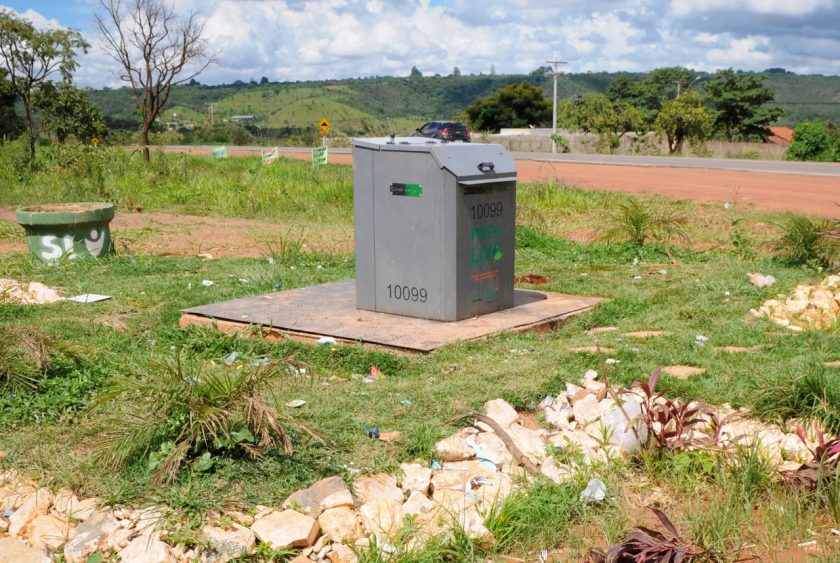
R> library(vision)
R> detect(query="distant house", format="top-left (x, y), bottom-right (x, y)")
top-left (768, 126), bottom-right (794, 146)
top-left (230, 115), bottom-right (255, 123)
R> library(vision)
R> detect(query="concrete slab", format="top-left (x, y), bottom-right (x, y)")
top-left (180, 279), bottom-right (604, 353)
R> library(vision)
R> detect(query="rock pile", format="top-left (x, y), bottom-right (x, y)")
top-left (0, 279), bottom-right (62, 305)
top-left (752, 273), bottom-right (840, 331)
top-left (0, 371), bottom-right (824, 561)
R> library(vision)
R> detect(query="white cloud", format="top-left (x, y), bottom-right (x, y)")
top-left (2, 0), bottom-right (838, 87)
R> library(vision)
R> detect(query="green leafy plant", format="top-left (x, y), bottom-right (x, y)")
top-left (590, 507), bottom-right (708, 562)
top-left (599, 200), bottom-right (689, 248)
top-left (550, 133), bottom-right (571, 153)
top-left (770, 214), bottom-right (840, 268)
top-left (90, 351), bottom-right (322, 484)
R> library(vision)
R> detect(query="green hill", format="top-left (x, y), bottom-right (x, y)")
top-left (86, 69), bottom-right (840, 137)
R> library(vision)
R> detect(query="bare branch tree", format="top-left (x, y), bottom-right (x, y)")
top-left (95, 0), bottom-right (214, 163)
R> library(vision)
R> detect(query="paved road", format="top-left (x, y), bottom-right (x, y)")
top-left (155, 145), bottom-right (840, 217)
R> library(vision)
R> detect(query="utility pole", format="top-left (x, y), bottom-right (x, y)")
top-left (208, 102), bottom-right (214, 124)
top-left (546, 57), bottom-right (567, 153)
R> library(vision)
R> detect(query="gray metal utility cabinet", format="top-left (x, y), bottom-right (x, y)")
top-left (353, 137), bottom-right (516, 321)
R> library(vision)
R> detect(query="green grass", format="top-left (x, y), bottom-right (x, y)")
top-left (1, 143), bottom-right (839, 558)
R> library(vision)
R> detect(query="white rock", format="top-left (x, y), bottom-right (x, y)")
top-left (201, 523), bottom-right (256, 562)
top-left (352, 473), bottom-right (403, 504)
top-left (29, 513), bottom-right (73, 553)
top-left (63, 510), bottom-right (120, 563)
top-left (474, 432), bottom-right (513, 469)
top-left (544, 403), bottom-right (573, 430)
top-left (483, 399), bottom-right (519, 428)
top-left (572, 393), bottom-right (604, 426)
top-left (598, 401), bottom-right (647, 453)
top-left (283, 476), bottom-right (355, 517)
top-left (358, 500), bottom-right (403, 543)
top-left (400, 463), bottom-right (432, 495)
top-left (402, 490), bottom-right (435, 516)
top-left (506, 425), bottom-right (548, 464)
top-left (540, 457), bottom-right (574, 485)
top-left (118, 536), bottom-right (172, 563)
top-left (250, 510), bottom-right (319, 550)
top-left (328, 543), bottom-right (358, 563)
top-left (0, 537), bottom-right (50, 563)
top-left (317, 506), bottom-right (360, 542)
top-left (433, 430), bottom-right (476, 462)
top-left (8, 487), bottom-right (52, 536)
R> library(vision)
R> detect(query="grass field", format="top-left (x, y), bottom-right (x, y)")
top-left (1, 141), bottom-right (839, 560)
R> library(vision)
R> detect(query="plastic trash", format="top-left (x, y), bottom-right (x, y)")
top-left (317, 336), bottom-right (338, 345)
top-left (400, 399), bottom-right (412, 406)
top-left (267, 257), bottom-right (275, 264)
top-left (364, 424), bottom-right (380, 439)
top-left (580, 478), bottom-right (607, 503)
top-left (285, 399), bottom-right (306, 408)
top-left (431, 460), bottom-right (442, 470)
top-left (201, 280), bottom-right (214, 287)
top-left (695, 334), bottom-right (709, 347)
top-left (223, 351), bottom-right (240, 366)
top-left (605, 358), bottom-right (619, 365)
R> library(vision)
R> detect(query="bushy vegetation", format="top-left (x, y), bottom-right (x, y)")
top-left (786, 119), bottom-right (840, 162)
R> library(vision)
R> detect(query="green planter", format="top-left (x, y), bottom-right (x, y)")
top-left (15, 202), bottom-right (115, 262)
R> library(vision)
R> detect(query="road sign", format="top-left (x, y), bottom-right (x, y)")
top-left (319, 118), bottom-right (330, 136)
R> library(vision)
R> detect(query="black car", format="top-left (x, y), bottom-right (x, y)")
top-left (410, 121), bottom-right (471, 142)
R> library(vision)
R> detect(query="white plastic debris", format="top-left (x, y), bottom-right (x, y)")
top-left (285, 399), bottom-right (306, 408)
top-left (223, 351), bottom-right (240, 365)
top-left (658, 269), bottom-right (668, 275)
top-left (748, 272), bottom-right (776, 288)
top-left (267, 257), bottom-right (275, 264)
top-left (695, 334), bottom-right (709, 347)
top-left (580, 479), bottom-right (607, 503)
top-left (201, 279), bottom-right (214, 287)
top-left (605, 358), bottom-right (619, 365)
top-left (66, 294), bottom-right (111, 303)
top-left (633, 276), bottom-right (643, 280)
top-left (316, 336), bottom-right (338, 345)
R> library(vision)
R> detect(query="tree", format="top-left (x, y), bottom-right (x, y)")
top-left (786, 120), bottom-right (838, 162)
top-left (608, 67), bottom-right (693, 127)
top-left (96, 0), bottom-right (214, 163)
top-left (704, 68), bottom-right (784, 141)
top-left (409, 66), bottom-right (422, 79)
top-left (559, 93), bottom-right (645, 152)
top-left (0, 68), bottom-right (23, 139)
top-left (35, 82), bottom-right (106, 143)
top-left (465, 81), bottom-right (551, 133)
top-left (0, 9), bottom-right (88, 160)
top-left (451, 66), bottom-right (461, 77)
top-left (654, 91), bottom-right (712, 154)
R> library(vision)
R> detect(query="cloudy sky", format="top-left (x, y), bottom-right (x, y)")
top-left (3, 0), bottom-right (839, 88)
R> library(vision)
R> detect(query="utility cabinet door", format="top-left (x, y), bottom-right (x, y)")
top-left (371, 151), bottom-right (447, 319)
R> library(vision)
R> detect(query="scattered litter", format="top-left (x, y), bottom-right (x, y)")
top-left (316, 265), bottom-right (324, 270)
top-left (831, 529), bottom-right (840, 536)
top-left (539, 549), bottom-right (549, 563)
top-left (339, 463), bottom-right (360, 475)
top-left (632, 257), bottom-right (639, 266)
top-left (250, 357), bottom-right (270, 367)
top-left (605, 358), bottom-right (619, 365)
top-left (364, 424), bottom-right (380, 439)
top-left (273, 282), bottom-right (282, 290)
top-left (267, 257), bottom-right (275, 265)
top-left (317, 336), bottom-right (338, 345)
top-left (238, 278), bottom-right (249, 283)
top-left (0, 278), bottom-right (62, 304)
top-left (3, 509), bottom-right (12, 517)
top-left (399, 399), bottom-right (412, 406)
top-left (580, 273), bottom-right (589, 277)
top-left (285, 399), bottom-right (306, 408)
top-left (201, 280), bottom-right (214, 287)
top-left (66, 293), bottom-right (111, 303)
top-left (197, 253), bottom-right (214, 260)
top-left (633, 275), bottom-right (642, 280)
top-left (382, 544), bottom-right (397, 555)
top-left (695, 334), bottom-right (709, 347)
top-left (580, 478), bottom-right (607, 503)
top-left (748, 272), bottom-right (776, 288)
top-left (378, 431), bottom-right (401, 442)
top-left (724, 202), bottom-right (731, 209)
top-left (223, 351), bottom-right (240, 365)
top-left (724, 290), bottom-right (731, 300)
top-left (364, 365), bottom-right (381, 383)
top-left (658, 269), bottom-right (668, 275)
top-left (431, 460), bottom-right (442, 470)
top-left (442, 464), bottom-right (469, 472)
top-left (797, 539), bottom-right (817, 547)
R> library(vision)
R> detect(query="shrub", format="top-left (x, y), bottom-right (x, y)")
top-left (786, 119), bottom-right (839, 162)
top-left (770, 214), bottom-right (840, 268)
top-left (599, 200), bottom-right (689, 248)
top-left (90, 351), bottom-right (322, 484)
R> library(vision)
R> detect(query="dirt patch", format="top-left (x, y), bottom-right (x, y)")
top-left (717, 345), bottom-right (764, 353)
top-left (514, 273), bottom-right (550, 285)
top-left (0, 208), bottom-right (353, 258)
top-left (661, 365), bottom-right (706, 379)
top-left (569, 346), bottom-right (617, 354)
top-left (623, 330), bottom-right (668, 338)
top-left (18, 203), bottom-right (111, 213)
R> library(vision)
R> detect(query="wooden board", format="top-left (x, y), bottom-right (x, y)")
top-left (180, 280), bottom-right (603, 353)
